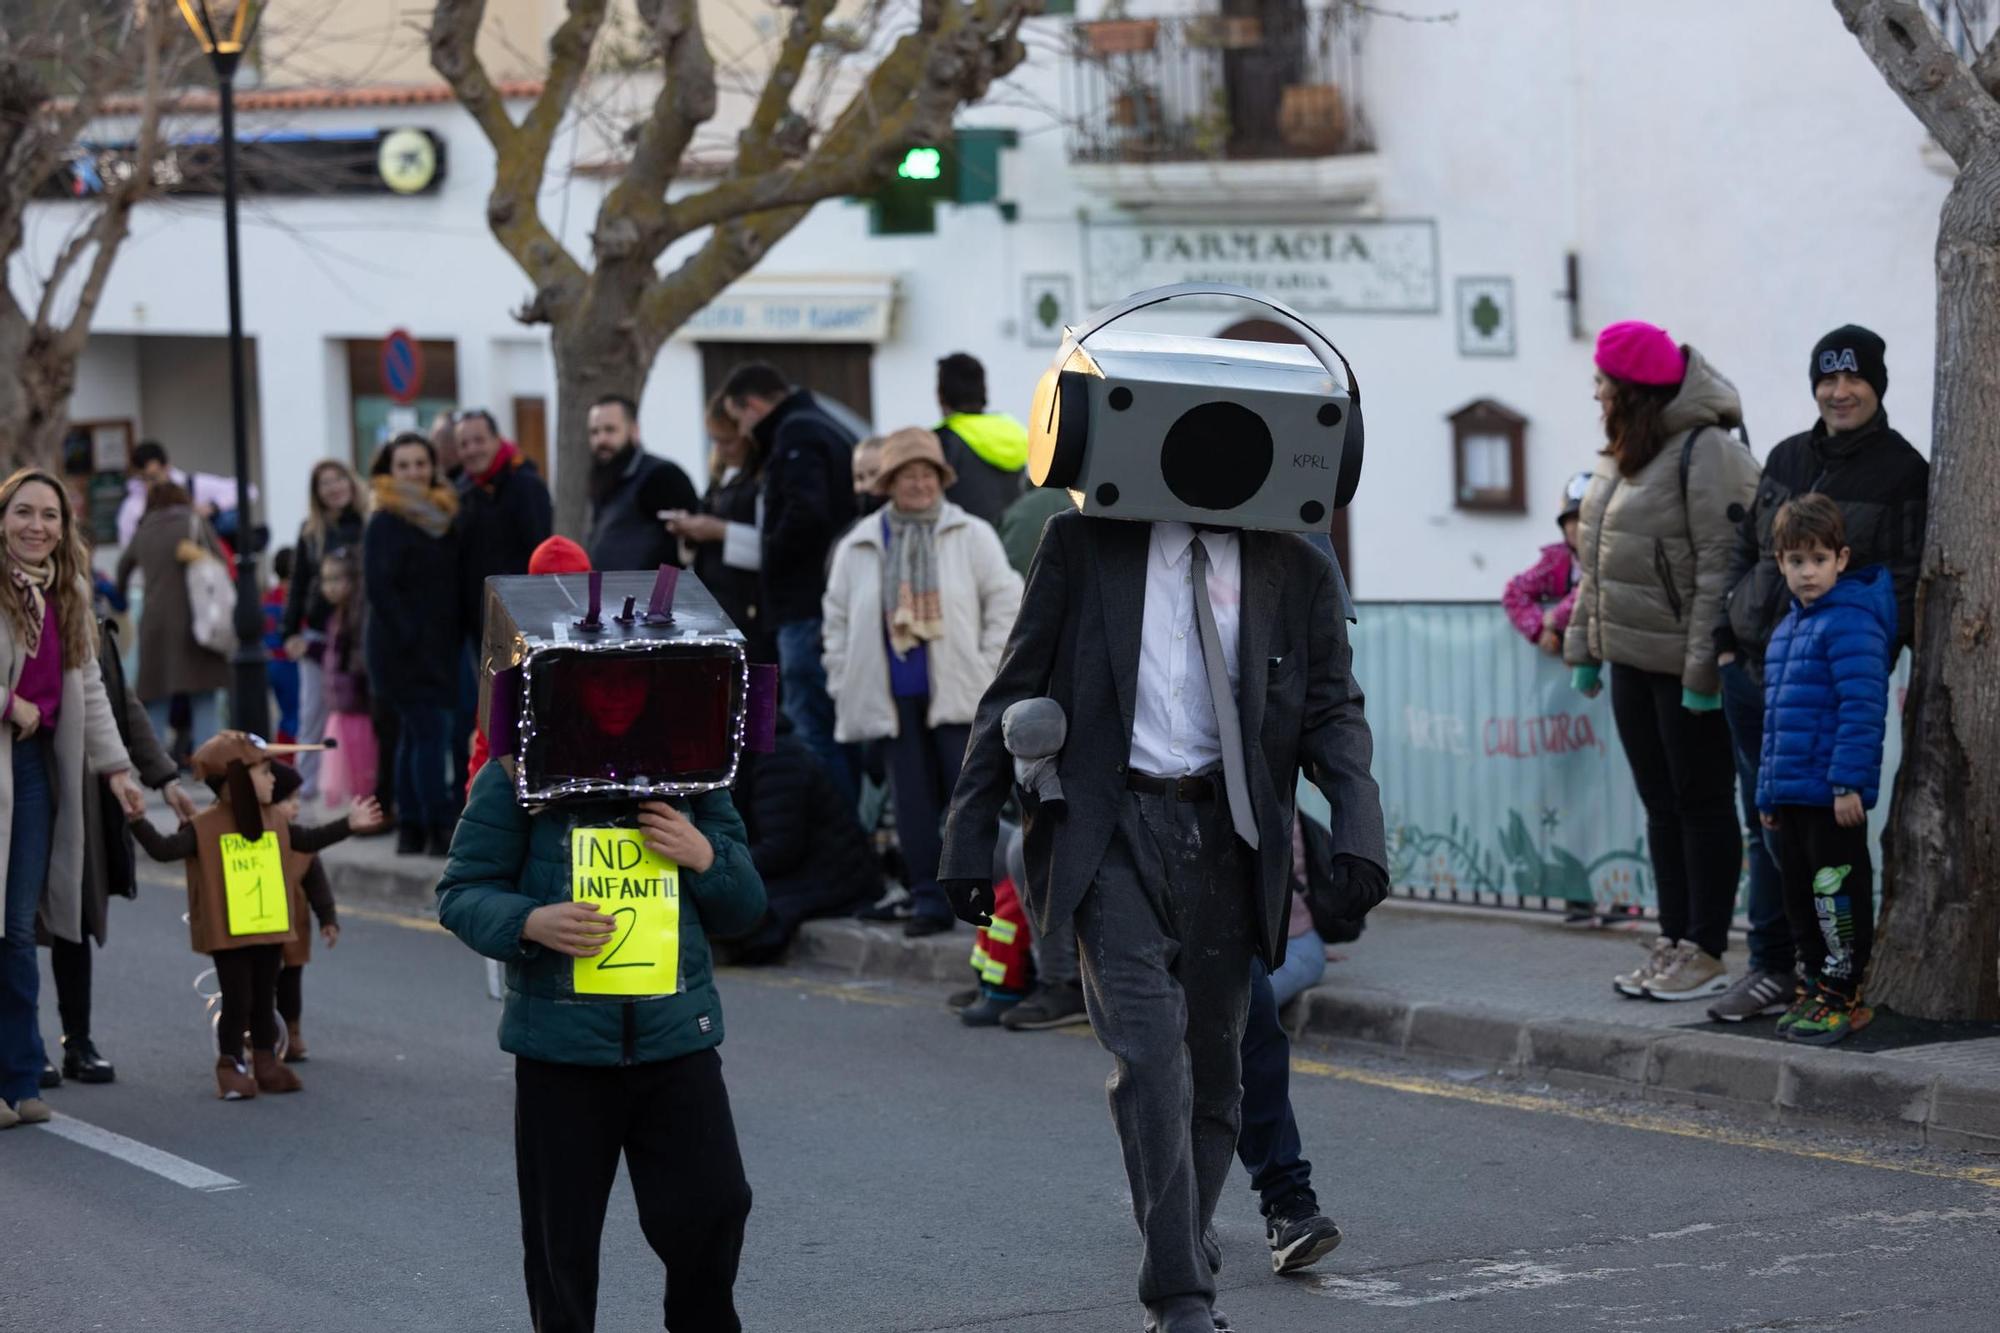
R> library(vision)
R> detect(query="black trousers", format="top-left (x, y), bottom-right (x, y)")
top-left (514, 1048), bottom-right (751, 1333)
top-left (1774, 805), bottom-right (1875, 997)
top-left (277, 965), bottom-right (304, 1025)
top-left (371, 699), bottom-right (400, 817)
top-left (214, 944), bottom-right (283, 1058)
top-left (50, 935), bottom-right (92, 1043)
top-left (1610, 665), bottom-right (1741, 958)
top-left (1235, 960), bottom-right (1314, 1219)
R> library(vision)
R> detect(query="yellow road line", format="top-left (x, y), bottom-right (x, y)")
top-left (1284, 1055), bottom-right (2000, 1191)
top-left (154, 914), bottom-right (1997, 1192)
top-left (728, 970), bottom-right (2000, 1191)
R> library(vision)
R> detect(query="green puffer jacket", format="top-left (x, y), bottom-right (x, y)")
top-left (1563, 346), bottom-right (1762, 697)
top-left (438, 763), bottom-right (768, 1066)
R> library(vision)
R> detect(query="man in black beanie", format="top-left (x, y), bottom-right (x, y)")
top-left (1705, 323), bottom-right (1928, 1024)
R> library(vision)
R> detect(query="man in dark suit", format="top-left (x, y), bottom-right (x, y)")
top-left (940, 509), bottom-right (1387, 1333)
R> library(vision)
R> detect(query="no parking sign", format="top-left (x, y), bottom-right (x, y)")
top-left (380, 329), bottom-right (424, 404)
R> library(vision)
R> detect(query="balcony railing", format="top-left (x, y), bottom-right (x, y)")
top-left (1065, 4), bottom-right (1369, 165)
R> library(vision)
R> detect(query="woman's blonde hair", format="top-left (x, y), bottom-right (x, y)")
top-left (302, 459), bottom-right (368, 547)
top-left (0, 468), bottom-right (95, 665)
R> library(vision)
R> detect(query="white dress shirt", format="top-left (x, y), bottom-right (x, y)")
top-left (1129, 522), bottom-right (1242, 776)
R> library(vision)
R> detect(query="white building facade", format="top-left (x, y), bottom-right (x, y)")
top-left (30, 0), bottom-right (1957, 595)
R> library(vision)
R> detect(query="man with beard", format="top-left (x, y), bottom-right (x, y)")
top-left (584, 394), bottom-right (701, 573)
top-left (1705, 324), bottom-right (1928, 1025)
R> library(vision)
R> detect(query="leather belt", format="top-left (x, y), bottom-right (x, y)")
top-left (1125, 771), bottom-right (1217, 802)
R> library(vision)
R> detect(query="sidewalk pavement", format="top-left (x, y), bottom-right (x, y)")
top-left (318, 833), bottom-right (2000, 1156)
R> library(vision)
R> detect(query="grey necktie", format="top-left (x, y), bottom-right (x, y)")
top-left (1189, 537), bottom-right (1260, 850)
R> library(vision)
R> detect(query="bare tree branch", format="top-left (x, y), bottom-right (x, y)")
top-left (430, 0), bottom-right (593, 322)
top-left (1834, 0), bottom-right (2000, 166)
top-left (595, 0), bottom-right (720, 261)
top-left (1975, 18), bottom-right (2000, 99)
top-left (659, 0), bottom-right (1029, 247)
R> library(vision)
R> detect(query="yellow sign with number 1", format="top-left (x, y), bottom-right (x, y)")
top-left (220, 832), bottom-right (290, 936)
top-left (571, 828), bottom-right (681, 996)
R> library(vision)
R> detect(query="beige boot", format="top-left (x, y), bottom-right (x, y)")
top-left (1613, 935), bottom-right (1676, 998)
top-left (215, 1055), bottom-right (258, 1101)
top-left (13, 1097), bottom-right (51, 1124)
top-left (0, 1100), bottom-right (22, 1129)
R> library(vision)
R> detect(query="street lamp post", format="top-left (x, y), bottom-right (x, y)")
top-left (175, 1), bottom-right (269, 738)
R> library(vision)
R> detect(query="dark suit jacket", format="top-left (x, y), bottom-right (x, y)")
top-left (939, 510), bottom-right (1385, 968)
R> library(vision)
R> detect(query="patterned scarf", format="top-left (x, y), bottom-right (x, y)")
top-left (371, 475), bottom-right (457, 538)
top-left (882, 502), bottom-right (944, 657)
top-left (8, 558), bottom-right (56, 655)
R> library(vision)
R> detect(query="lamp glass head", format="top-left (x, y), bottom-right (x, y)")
top-left (175, 0), bottom-right (262, 55)
top-left (1027, 337), bottom-right (1100, 487)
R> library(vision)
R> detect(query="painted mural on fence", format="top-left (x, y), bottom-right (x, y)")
top-left (1293, 603), bottom-right (1907, 913)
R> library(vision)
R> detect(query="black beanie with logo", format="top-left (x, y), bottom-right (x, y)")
top-left (1810, 324), bottom-right (1887, 400)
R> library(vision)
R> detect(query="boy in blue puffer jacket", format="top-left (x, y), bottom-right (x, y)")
top-left (1756, 494), bottom-right (1896, 1045)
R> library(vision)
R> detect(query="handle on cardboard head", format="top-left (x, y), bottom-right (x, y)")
top-left (1068, 282), bottom-right (1360, 403)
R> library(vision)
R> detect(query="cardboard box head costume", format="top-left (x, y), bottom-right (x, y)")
top-left (1026, 282), bottom-right (1365, 543)
top-left (179, 732), bottom-right (331, 956)
top-left (478, 566), bottom-right (778, 806)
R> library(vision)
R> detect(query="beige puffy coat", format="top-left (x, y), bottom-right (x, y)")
top-left (1, 580), bottom-right (134, 944)
top-left (822, 502), bottom-right (1023, 742)
top-left (1564, 347), bottom-right (1762, 697)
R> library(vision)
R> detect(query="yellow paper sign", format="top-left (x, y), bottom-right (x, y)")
top-left (220, 832), bottom-right (290, 937)
top-left (571, 828), bottom-right (681, 997)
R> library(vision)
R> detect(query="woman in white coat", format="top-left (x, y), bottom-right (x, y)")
top-left (1, 470), bottom-right (147, 1129)
top-left (823, 429), bottom-right (1023, 937)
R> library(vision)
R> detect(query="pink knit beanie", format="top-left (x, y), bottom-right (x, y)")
top-left (1594, 321), bottom-right (1686, 386)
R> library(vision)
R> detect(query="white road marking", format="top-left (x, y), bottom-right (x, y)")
top-left (34, 1113), bottom-right (242, 1193)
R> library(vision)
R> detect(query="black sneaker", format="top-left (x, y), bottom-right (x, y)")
top-left (1267, 1199), bottom-right (1344, 1274)
top-left (945, 987), bottom-right (980, 1011)
top-left (999, 981), bottom-right (1089, 1031)
top-left (1706, 968), bottom-right (1795, 1023)
top-left (395, 825), bottom-right (426, 856)
top-left (61, 1038), bottom-right (115, 1084)
top-left (39, 1060), bottom-right (61, 1090)
top-left (959, 993), bottom-right (1022, 1027)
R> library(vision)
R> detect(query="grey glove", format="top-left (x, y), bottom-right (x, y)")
top-left (1003, 697), bottom-right (1067, 809)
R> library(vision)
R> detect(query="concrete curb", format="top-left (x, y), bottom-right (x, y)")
top-left (329, 858), bottom-right (2000, 1155)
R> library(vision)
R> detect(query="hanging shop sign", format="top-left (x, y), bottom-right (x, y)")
top-left (675, 275), bottom-right (898, 344)
top-left (39, 127), bottom-right (448, 200)
top-left (1084, 219), bottom-right (1440, 314)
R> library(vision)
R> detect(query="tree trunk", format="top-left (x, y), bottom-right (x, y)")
top-left (549, 315), bottom-right (649, 541)
top-left (0, 335), bottom-right (81, 475)
top-left (1870, 154), bottom-right (2000, 1021)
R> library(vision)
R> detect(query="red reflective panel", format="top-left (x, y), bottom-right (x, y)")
top-left (525, 648), bottom-right (737, 788)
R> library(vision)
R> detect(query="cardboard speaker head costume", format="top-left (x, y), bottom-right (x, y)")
top-left (479, 566), bottom-right (778, 805)
top-left (1027, 283), bottom-right (1365, 533)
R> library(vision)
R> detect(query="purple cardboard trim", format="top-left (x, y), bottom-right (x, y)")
top-left (645, 565), bottom-right (679, 622)
top-left (745, 662), bottom-right (778, 753)
top-left (488, 666), bottom-right (523, 759)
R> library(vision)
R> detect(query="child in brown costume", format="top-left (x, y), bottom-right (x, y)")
top-left (269, 761), bottom-right (351, 1062)
top-left (130, 732), bottom-right (377, 1099)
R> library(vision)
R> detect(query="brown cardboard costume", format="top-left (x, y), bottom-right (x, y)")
top-left (129, 732), bottom-right (341, 957)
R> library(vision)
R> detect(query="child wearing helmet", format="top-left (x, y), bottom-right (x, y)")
top-left (1502, 471), bottom-right (1591, 654)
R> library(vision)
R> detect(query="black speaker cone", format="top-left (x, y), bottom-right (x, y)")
top-left (1160, 401), bottom-right (1272, 511)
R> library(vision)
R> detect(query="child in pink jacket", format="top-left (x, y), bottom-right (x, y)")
top-left (1503, 472), bottom-right (1590, 654)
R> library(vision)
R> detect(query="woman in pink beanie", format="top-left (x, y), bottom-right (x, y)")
top-left (1565, 321), bottom-right (1761, 1005)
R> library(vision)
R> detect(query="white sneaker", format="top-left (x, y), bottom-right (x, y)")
top-left (1643, 941), bottom-right (1730, 1001)
top-left (1613, 935), bottom-right (1676, 998)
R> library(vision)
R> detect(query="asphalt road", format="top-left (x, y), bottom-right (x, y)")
top-left (5, 876), bottom-right (1999, 1333)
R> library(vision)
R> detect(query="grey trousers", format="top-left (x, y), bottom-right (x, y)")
top-left (1076, 787), bottom-right (1257, 1329)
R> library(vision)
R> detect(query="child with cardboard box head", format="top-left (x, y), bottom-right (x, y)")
top-left (437, 567), bottom-right (769, 1332)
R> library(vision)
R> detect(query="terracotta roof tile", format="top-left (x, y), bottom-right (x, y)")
top-left (89, 80), bottom-right (543, 116)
